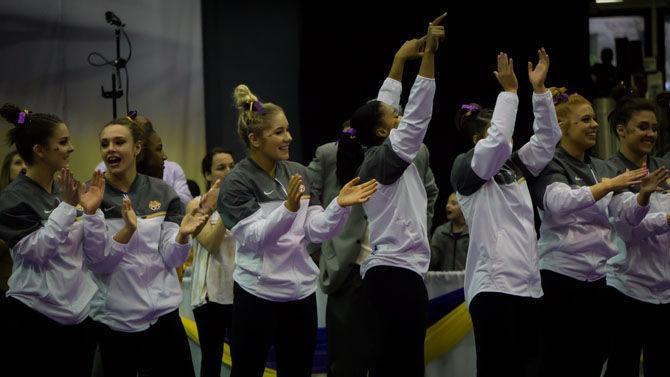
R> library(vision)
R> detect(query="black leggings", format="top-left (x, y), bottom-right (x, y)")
top-left (469, 292), bottom-right (543, 377)
top-left (5, 297), bottom-right (97, 377)
top-left (604, 286), bottom-right (670, 377)
top-left (96, 309), bottom-right (195, 377)
top-left (193, 301), bottom-right (233, 377)
top-left (540, 270), bottom-right (609, 377)
top-left (363, 266), bottom-right (428, 377)
top-left (230, 283), bottom-right (317, 377)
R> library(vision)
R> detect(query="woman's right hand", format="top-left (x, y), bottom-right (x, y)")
top-left (604, 167), bottom-right (648, 191)
top-left (494, 52), bottom-right (518, 93)
top-left (424, 13), bottom-right (446, 53)
top-left (56, 168), bottom-right (80, 207)
top-left (284, 174), bottom-right (304, 212)
top-left (121, 194), bottom-right (137, 231)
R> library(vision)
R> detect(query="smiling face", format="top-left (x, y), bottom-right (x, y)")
top-left (617, 110), bottom-right (658, 157)
top-left (561, 103), bottom-right (599, 152)
top-left (99, 124), bottom-right (141, 176)
top-left (252, 112), bottom-right (292, 162)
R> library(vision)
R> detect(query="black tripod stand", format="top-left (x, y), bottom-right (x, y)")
top-left (88, 11), bottom-right (132, 119)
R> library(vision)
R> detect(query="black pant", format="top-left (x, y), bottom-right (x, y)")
top-left (193, 301), bottom-right (233, 377)
top-left (604, 286), bottom-right (670, 377)
top-left (540, 270), bottom-right (609, 377)
top-left (97, 309), bottom-right (195, 377)
top-left (363, 266), bottom-right (428, 377)
top-left (230, 283), bottom-right (317, 377)
top-left (325, 265), bottom-right (370, 377)
top-left (5, 297), bottom-right (97, 377)
top-left (469, 292), bottom-right (543, 377)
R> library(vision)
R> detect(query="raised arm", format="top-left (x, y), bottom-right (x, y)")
top-left (377, 36), bottom-right (426, 110)
top-left (387, 14), bottom-right (444, 163)
top-left (470, 53), bottom-right (519, 181)
top-left (517, 48), bottom-right (562, 176)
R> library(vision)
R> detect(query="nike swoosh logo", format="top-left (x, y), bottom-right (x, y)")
top-left (103, 206), bottom-right (116, 212)
top-left (43, 210), bottom-right (52, 214)
top-left (263, 190), bottom-right (274, 196)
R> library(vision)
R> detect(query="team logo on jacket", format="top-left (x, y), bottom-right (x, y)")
top-left (148, 200), bottom-right (161, 211)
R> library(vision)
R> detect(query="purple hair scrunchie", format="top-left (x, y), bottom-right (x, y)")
top-left (461, 104), bottom-right (480, 117)
top-left (251, 100), bottom-right (268, 115)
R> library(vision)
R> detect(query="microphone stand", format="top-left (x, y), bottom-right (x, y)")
top-left (101, 27), bottom-right (126, 119)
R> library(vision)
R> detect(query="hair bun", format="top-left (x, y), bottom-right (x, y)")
top-left (0, 103), bottom-right (25, 127)
top-left (233, 84), bottom-right (258, 109)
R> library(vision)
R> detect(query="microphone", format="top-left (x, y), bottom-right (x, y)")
top-left (105, 11), bottom-right (125, 27)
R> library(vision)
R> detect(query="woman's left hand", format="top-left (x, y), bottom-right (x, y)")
top-left (80, 170), bottom-right (106, 215)
top-left (179, 206), bottom-right (208, 236)
top-left (336, 177), bottom-right (378, 207)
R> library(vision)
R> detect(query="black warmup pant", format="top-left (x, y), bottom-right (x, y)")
top-left (540, 270), bottom-right (609, 377)
top-left (325, 265), bottom-right (370, 377)
top-left (230, 283), bottom-right (317, 377)
top-left (604, 286), bottom-right (670, 377)
top-left (6, 297), bottom-right (97, 377)
top-left (97, 308), bottom-right (195, 377)
top-left (193, 301), bottom-right (233, 377)
top-left (363, 266), bottom-right (428, 377)
top-left (469, 292), bottom-right (543, 377)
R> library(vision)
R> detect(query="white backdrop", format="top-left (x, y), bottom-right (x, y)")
top-left (0, 0), bottom-right (206, 187)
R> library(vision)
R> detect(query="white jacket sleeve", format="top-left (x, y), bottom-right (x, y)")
top-left (388, 76), bottom-right (436, 163)
top-left (377, 77), bottom-right (403, 112)
top-left (613, 212), bottom-right (669, 242)
top-left (169, 163), bottom-right (194, 206)
top-left (158, 221), bottom-right (192, 269)
top-left (608, 191), bottom-right (650, 226)
top-left (543, 183), bottom-right (597, 216)
top-left (82, 209), bottom-right (128, 274)
top-left (471, 92), bottom-right (518, 180)
top-left (230, 204), bottom-right (298, 252)
top-left (11, 202), bottom-right (76, 265)
top-left (303, 199), bottom-right (352, 244)
top-left (517, 91), bottom-right (562, 176)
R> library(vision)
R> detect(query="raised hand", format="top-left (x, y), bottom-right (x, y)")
top-left (639, 167), bottom-right (669, 194)
top-left (396, 37), bottom-right (427, 61)
top-left (425, 12), bottom-right (447, 53)
top-left (528, 48), bottom-right (550, 94)
top-left (56, 168), bottom-right (80, 207)
top-left (198, 179), bottom-right (221, 215)
top-left (336, 177), bottom-right (378, 207)
top-left (179, 206), bottom-right (208, 236)
top-left (284, 174), bottom-right (304, 212)
top-left (494, 52), bottom-right (518, 93)
top-left (121, 194), bottom-right (137, 231)
top-left (80, 170), bottom-right (106, 215)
